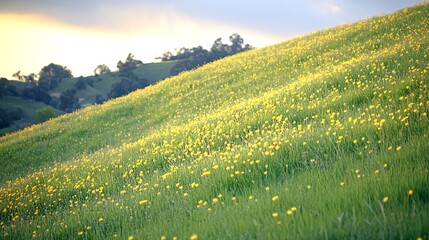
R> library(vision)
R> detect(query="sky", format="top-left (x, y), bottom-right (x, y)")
top-left (0, 0), bottom-right (425, 78)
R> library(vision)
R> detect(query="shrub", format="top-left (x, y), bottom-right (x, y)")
top-left (33, 106), bottom-right (57, 124)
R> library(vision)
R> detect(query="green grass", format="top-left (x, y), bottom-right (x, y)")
top-left (1, 3), bottom-right (429, 239)
top-left (0, 96), bottom-right (49, 116)
top-left (51, 61), bottom-right (175, 106)
top-left (0, 61), bottom-right (174, 134)
top-left (0, 96), bottom-right (56, 135)
top-left (132, 61), bottom-right (176, 84)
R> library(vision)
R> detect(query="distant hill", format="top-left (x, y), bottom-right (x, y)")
top-left (0, 95), bottom-right (55, 135)
top-left (0, 61), bottom-right (175, 135)
top-left (1, 2), bottom-right (428, 239)
top-left (51, 61), bottom-right (175, 106)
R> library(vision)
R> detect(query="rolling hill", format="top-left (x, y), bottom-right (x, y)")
top-left (1, 2), bottom-right (428, 239)
top-left (0, 61), bottom-right (175, 135)
top-left (0, 95), bottom-right (55, 135)
top-left (50, 61), bottom-right (176, 106)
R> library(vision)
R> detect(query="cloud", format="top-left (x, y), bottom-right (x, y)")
top-left (1, 0), bottom-right (422, 39)
top-left (330, 4), bottom-right (341, 14)
top-left (0, 7), bottom-right (282, 77)
top-left (0, 0), bottom-right (425, 77)
top-left (0, 1), bottom-right (336, 37)
top-left (307, 0), bottom-right (342, 16)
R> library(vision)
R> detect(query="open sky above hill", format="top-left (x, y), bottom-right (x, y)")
top-left (0, 0), bottom-right (424, 78)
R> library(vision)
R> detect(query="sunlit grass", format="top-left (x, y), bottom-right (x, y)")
top-left (1, 3), bottom-right (428, 239)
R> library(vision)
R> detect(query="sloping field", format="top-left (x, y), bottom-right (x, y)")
top-left (0, 3), bottom-right (428, 239)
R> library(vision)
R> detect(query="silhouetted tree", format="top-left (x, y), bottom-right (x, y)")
top-left (38, 63), bottom-right (73, 91)
top-left (21, 86), bottom-right (52, 104)
top-left (229, 33), bottom-right (246, 54)
top-left (108, 79), bottom-right (132, 99)
top-left (94, 64), bottom-right (111, 75)
top-left (161, 33), bottom-right (253, 76)
top-left (211, 38), bottom-right (230, 60)
top-left (9, 71), bottom-right (53, 103)
top-left (160, 46), bottom-right (209, 62)
top-left (12, 71), bottom-right (23, 81)
top-left (108, 77), bottom-right (148, 99)
top-left (156, 51), bottom-right (173, 61)
top-left (13, 71), bottom-right (37, 84)
top-left (59, 89), bottom-right (80, 112)
top-left (117, 53), bottom-right (142, 77)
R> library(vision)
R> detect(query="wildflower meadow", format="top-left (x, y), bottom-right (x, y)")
top-left (1, 3), bottom-right (428, 239)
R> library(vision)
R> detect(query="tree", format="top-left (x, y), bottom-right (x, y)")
top-left (13, 71), bottom-right (37, 84)
top-left (211, 38), bottom-right (230, 60)
top-left (74, 77), bottom-right (87, 90)
top-left (0, 107), bottom-right (25, 129)
top-left (230, 33), bottom-right (253, 53)
top-left (34, 106), bottom-right (56, 124)
top-left (21, 86), bottom-right (52, 104)
top-left (229, 33), bottom-right (244, 54)
top-left (117, 53), bottom-right (142, 76)
top-left (157, 51), bottom-right (173, 61)
top-left (94, 64), bottom-right (111, 76)
top-left (12, 71), bottom-right (22, 81)
top-left (163, 33), bottom-right (254, 76)
top-left (95, 94), bottom-right (107, 104)
top-left (0, 78), bottom-right (7, 98)
top-left (108, 77), bottom-right (148, 99)
top-left (108, 79), bottom-right (132, 99)
top-left (38, 63), bottom-right (73, 91)
top-left (59, 89), bottom-right (80, 113)
top-left (6, 82), bottom-right (19, 97)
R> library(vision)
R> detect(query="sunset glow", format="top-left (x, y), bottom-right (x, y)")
top-left (0, 13), bottom-right (281, 78)
top-left (0, 0), bottom-right (423, 78)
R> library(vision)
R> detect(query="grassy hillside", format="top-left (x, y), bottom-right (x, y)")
top-left (1, 3), bottom-right (429, 239)
top-left (0, 96), bottom-right (54, 135)
top-left (51, 61), bottom-right (175, 106)
top-left (0, 61), bottom-right (174, 135)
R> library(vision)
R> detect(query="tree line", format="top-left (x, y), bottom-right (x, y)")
top-left (159, 33), bottom-right (253, 75)
top-left (0, 54), bottom-right (150, 128)
top-left (0, 64), bottom-right (78, 128)
top-left (9, 64), bottom-right (79, 112)
top-left (0, 33), bottom-right (253, 129)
